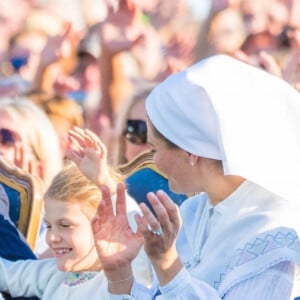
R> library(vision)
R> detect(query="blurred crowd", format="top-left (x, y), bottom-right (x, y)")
top-left (0, 1), bottom-right (299, 298)
top-left (0, 0), bottom-right (299, 172)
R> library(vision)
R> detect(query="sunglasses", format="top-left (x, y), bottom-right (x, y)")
top-left (124, 119), bottom-right (147, 145)
top-left (10, 55), bottom-right (29, 71)
top-left (0, 128), bottom-right (16, 146)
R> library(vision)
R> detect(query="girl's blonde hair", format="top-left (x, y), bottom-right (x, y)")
top-left (45, 161), bottom-right (123, 219)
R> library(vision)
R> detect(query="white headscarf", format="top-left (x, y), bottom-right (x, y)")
top-left (145, 55), bottom-right (300, 203)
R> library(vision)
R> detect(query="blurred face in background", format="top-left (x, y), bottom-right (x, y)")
top-left (0, 110), bottom-right (41, 175)
top-left (0, 0), bottom-right (32, 56)
top-left (123, 97), bottom-right (151, 162)
top-left (209, 8), bottom-right (247, 55)
top-left (240, 0), bottom-right (268, 34)
top-left (9, 31), bottom-right (47, 81)
top-left (211, 0), bottom-right (241, 11)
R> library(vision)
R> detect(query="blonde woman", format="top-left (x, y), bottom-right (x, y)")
top-left (0, 97), bottom-right (63, 257)
top-left (0, 97), bottom-right (63, 189)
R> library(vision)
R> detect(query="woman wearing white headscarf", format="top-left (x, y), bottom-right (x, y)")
top-left (91, 55), bottom-right (300, 299)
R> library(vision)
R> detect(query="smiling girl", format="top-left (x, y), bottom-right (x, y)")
top-left (0, 129), bottom-right (151, 299)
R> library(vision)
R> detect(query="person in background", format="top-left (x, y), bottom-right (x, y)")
top-left (207, 8), bottom-right (247, 56)
top-left (0, 97), bottom-right (63, 258)
top-left (0, 0), bottom-right (36, 63)
top-left (26, 91), bottom-right (84, 159)
top-left (49, 23), bottom-right (103, 142)
top-left (0, 8), bottom-right (66, 98)
top-left (111, 86), bottom-right (154, 167)
top-left (111, 85), bottom-right (188, 211)
top-left (0, 98), bottom-right (62, 190)
top-left (88, 55), bottom-right (300, 299)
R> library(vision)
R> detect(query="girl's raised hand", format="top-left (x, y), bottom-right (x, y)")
top-left (92, 184), bottom-right (144, 271)
top-left (66, 127), bottom-right (113, 189)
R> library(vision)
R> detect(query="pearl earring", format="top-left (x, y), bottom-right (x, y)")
top-left (190, 161), bottom-right (194, 167)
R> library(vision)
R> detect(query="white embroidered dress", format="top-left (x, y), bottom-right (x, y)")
top-left (109, 180), bottom-right (300, 299)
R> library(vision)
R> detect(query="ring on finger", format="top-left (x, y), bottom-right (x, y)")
top-left (148, 224), bottom-right (163, 236)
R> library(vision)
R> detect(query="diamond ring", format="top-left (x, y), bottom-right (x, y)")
top-left (148, 225), bottom-right (163, 236)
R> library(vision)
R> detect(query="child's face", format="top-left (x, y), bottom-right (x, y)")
top-left (44, 198), bottom-right (100, 272)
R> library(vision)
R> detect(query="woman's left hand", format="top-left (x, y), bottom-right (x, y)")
top-left (135, 190), bottom-right (184, 285)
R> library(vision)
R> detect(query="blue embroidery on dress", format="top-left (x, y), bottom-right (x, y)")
top-left (214, 265), bottom-right (233, 289)
top-left (234, 231), bottom-right (300, 266)
top-left (184, 250), bottom-right (202, 270)
top-left (214, 230), bottom-right (300, 289)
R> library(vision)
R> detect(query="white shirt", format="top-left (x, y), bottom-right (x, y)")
top-left (0, 258), bottom-right (109, 299)
top-left (0, 252), bottom-right (151, 300)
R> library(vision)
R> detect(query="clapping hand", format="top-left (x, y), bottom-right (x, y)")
top-left (135, 190), bottom-right (184, 285)
top-left (92, 184), bottom-right (144, 279)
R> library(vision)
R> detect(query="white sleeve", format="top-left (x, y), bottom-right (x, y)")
top-left (224, 261), bottom-right (294, 300)
top-left (0, 258), bottom-right (57, 298)
top-left (108, 262), bottom-right (294, 300)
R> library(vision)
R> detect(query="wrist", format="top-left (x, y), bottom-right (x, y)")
top-left (151, 253), bottom-right (183, 286)
top-left (105, 266), bottom-right (133, 295)
top-left (151, 253), bottom-right (181, 271)
top-left (104, 264), bottom-right (132, 282)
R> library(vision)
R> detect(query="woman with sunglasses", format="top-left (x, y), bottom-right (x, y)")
top-left (111, 86), bottom-right (154, 167)
top-left (0, 98), bottom-right (62, 189)
top-left (84, 55), bottom-right (300, 299)
top-left (111, 85), bottom-right (187, 212)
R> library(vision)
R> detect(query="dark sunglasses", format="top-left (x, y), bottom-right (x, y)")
top-left (10, 55), bottom-right (29, 71)
top-left (123, 119), bottom-right (147, 145)
top-left (0, 128), bottom-right (16, 146)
